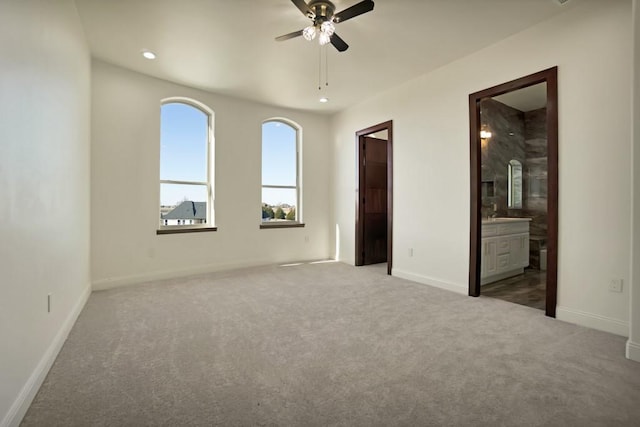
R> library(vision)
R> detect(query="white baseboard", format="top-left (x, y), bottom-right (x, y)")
top-left (1, 283), bottom-right (91, 427)
top-left (92, 260), bottom-right (274, 290)
top-left (392, 268), bottom-right (467, 295)
top-left (626, 340), bottom-right (640, 362)
top-left (92, 258), bottom-right (334, 291)
top-left (556, 306), bottom-right (629, 337)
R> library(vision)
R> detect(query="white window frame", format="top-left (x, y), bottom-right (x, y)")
top-left (261, 118), bottom-right (303, 227)
top-left (158, 97), bottom-right (215, 232)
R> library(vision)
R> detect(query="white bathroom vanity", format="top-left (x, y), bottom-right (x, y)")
top-left (481, 218), bottom-right (531, 285)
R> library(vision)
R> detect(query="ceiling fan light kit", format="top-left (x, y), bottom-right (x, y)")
top-left (276, 0), bottom-right (375, 52)
top-left (302, 25), bottom-right (317, 41)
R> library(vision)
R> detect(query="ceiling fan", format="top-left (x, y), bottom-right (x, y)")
top-left (275, 0), bottom-right (375, 52)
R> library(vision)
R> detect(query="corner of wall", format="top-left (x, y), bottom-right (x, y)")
top-left (1, 285), bottom-right (91, 427)
top-left (627, 340), bottom-right (640, 362)
top-left (556, 306), bottom-right (629, 337)
top-left (628, 0), bottom-right (640, 362)
top-left (392, 269), bottom-right (468, 295)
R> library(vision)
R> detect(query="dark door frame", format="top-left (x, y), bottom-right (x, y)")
top-left (468, 67), bottom-right (558, 318)
top-left (355, 120), bottom-right (393, 275)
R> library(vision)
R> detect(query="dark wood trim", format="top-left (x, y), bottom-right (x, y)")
top-left (468, 67), bottom-right (559, 318)
top-left (545, 68), bottom-right (559, 318)
top-left (260, 222), bottom-right (306, 229)
top-left (387, 124), bottom-right (394, 276)
top-left (355, 120), bottom-right (393, 275)
top-left (157, 226), bottom-right (218, 235)
top-left (356, 136), bottom-right (366, 266)
top-left (469, 93), bottom-right (482, 297)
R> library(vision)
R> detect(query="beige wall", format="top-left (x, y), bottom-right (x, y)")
top-left (628, 0), bottom-right (640, 362)
top-left (331, 0), bottom-right (633, 336)
top-left (0, 1), bottom-right (91, 425)
top-left (90, 61), bottom-right (333, 288)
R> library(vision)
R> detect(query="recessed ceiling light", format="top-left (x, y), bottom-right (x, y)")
top-left (319, 97), bottom-right (329, 103)
top-left (141, 50), bottom-right (156, 60)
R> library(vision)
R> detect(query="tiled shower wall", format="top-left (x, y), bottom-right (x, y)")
top-left (523, 107), bottom-right (548, 239)
top-left (480, 98), bottom-right (525, 217)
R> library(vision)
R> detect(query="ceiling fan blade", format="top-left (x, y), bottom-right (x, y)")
top-left (275, 29), bottom-right (304, 41)
top-left (291, 0), bottom-right (314, 18)
top-left (330, 33), bottom-right (349, 52)
top-left (333, 0), bottom-right (374, 23)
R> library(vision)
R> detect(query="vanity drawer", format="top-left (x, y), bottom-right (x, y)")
top-left (497, 254), bottom-right (511, 271)
top-left (482, 225), bottom-right (498, 237)
top-left (497, 238), bottom-right (510, 254)
top-left (497, 222), bottom-right (529, 235)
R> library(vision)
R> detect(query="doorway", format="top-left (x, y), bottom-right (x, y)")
top-left (355, 121), bottom-right (393, 275)
top-left (468, 68), bottom-right (558, 317)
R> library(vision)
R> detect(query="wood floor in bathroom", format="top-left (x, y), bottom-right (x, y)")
top-left (481, 269), bottom-right (546, 311)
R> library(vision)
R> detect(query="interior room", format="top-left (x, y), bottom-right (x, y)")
top-left (479, 83), bottom-right (549, 311)
top-left (2, 0), bottom-right (640, 425)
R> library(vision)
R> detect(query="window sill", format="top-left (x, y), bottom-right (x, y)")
top-left (157, 226), bottom-right (218, 235)
top-left (260, 222), bottom-right (305, 229)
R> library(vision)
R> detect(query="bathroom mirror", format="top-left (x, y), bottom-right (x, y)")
top-left (508, 159), bottom-right (522, 208)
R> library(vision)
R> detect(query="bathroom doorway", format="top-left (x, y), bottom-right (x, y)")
top-left (468, 68), bottom-right (558, 317)
top-left (355, 121), bottom-right (393, 275)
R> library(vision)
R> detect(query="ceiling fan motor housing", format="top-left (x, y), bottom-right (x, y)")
top-left (308, 0), bottom-right (336, 23)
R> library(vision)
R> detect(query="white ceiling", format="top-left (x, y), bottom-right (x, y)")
top-left (493, 82), bottom-right (547, 112)
top-left (74, 0), bottom-right (575, 114)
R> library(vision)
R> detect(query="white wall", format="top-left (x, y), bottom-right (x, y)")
top-left (331, 0), bottom-right (633, 336)
top-left (628, 0), bottom-right (640, 361)
top-left (91, 61), bottom-right (332, 288)
top-left (0, 1), bottom-right (91, 426)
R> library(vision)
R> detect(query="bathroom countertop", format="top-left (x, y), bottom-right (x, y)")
top-left (481, 217), bottom-right (532, 224)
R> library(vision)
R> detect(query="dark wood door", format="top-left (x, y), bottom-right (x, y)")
top-left (362, 136), bottom-right (387, 265)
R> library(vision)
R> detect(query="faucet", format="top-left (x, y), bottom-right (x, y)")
top-left (490, 203), bottom-right (498, 219)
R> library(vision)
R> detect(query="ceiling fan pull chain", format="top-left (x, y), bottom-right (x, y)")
top-left (318, 43), bottom-right (322, 91)
top-left (325, 46), bottom-right (329, 87)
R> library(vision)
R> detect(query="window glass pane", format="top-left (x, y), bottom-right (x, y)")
top-left (262, 121), bottom-right (296, 186)
top-left (262, 187), bottom-right (296, 221)
top-left (508, 159), bottom-right (523, 209)
top-left (160, 183), bottom-right (208, 225)
top-left (161, 103), bottom-right (208, 182)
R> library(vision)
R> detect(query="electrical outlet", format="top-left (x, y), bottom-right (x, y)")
top-left (609, 279), bottom-right (623, 293)
top-left (304, 235), bottom-right (309, 243)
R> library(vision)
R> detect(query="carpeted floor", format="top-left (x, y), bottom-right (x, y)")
top-left (22, 262), bottom-right (640, 426)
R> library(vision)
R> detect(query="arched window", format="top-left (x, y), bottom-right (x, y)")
top-left (261, 119), bottom-right (302, 226)
top-left (159, 99), bottom-right (214, 230)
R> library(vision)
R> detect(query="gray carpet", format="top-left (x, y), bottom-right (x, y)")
top-left (22, 262), bottom-right (640, 426)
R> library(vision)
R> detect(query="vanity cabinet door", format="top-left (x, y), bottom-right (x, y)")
top-left (520, 235), bottom-right (530, 267)
top-left (509, 233), bottom-right (529, 269)
top-left (481, 238), bottom-right (498, 278)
